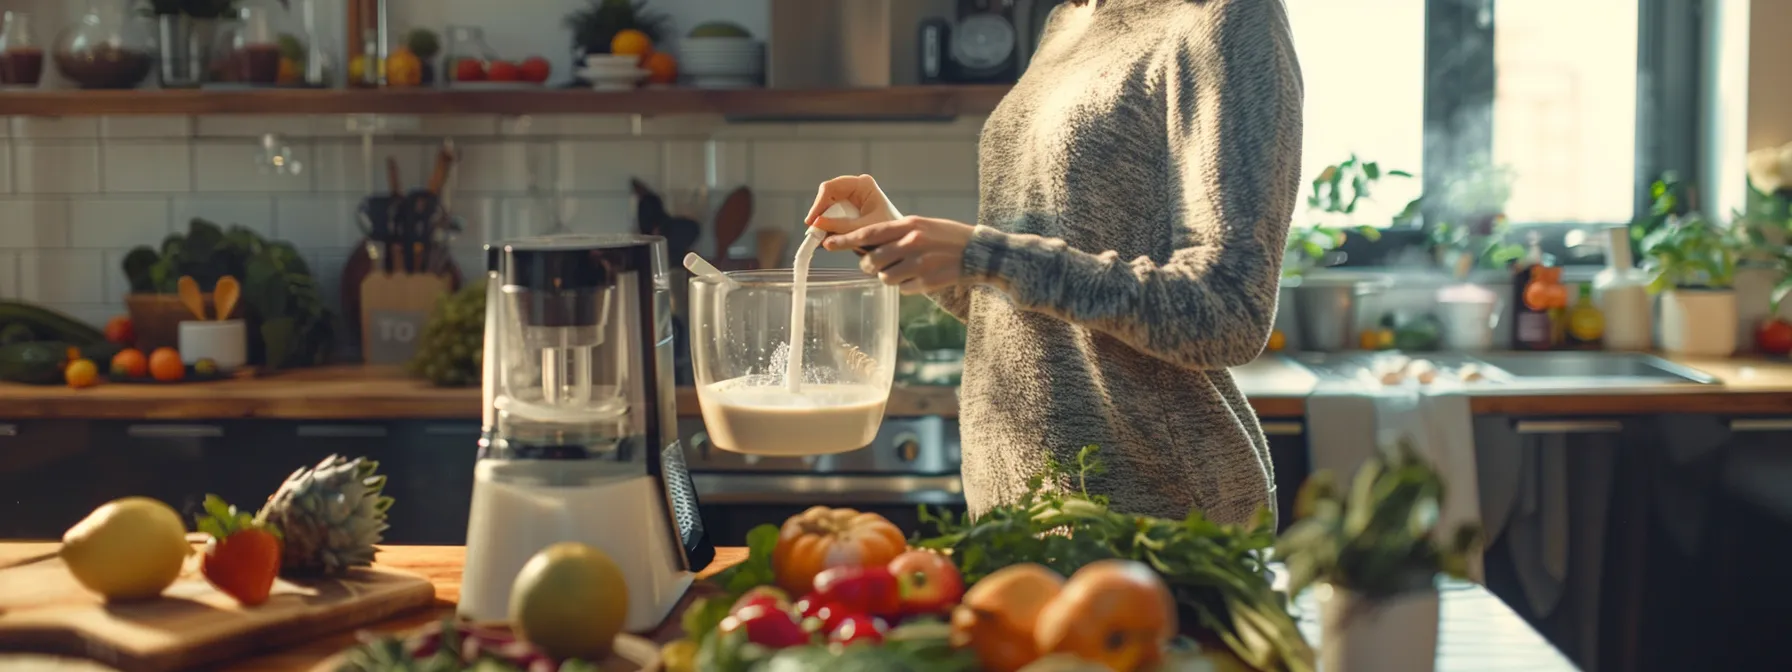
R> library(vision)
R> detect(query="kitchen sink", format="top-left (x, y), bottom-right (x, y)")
top-left (1470, 352), bottom-right (1718, 385)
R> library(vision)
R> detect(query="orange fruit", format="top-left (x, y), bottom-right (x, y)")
top-left (65, 359), bottom-right (99, 389)
top-left (1266, 329), bottom-right (1286, 352)
top-left (1034, 559), bottom-right (1177, 672)
top-left (110, 348), bottom-right (148, 378)
top-left (642, 51), bottom-right (678, 85)
top-left (610, 29), bottom-right (653, 60)
top-left (149, 348), bottom-right (185, 382)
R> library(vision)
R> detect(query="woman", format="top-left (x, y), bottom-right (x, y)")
top-left (805, 0), bottom-right (1304, 525)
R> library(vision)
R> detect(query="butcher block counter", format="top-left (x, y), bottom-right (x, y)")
top-left (0, 543), bottom-right (1574, 672)
top-left (5, 355), bottom-right (1792, 419)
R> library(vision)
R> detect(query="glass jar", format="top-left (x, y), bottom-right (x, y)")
top-left (52, 0), bottom-right (155, 90)
top-left (0, 11), bottom-right (43, 87)
top-left (441, 25), bottom-right (498, 85)
top-left (211, 0), bottom-right (290, 86)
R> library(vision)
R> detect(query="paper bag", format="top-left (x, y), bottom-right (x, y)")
top-left (360, 272), bottom-right (452, 364)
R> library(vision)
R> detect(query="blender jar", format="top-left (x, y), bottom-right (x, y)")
top-left (689, 269), bottom-right (899, 456)
top-left (494, 244), bottom-right (633, 450)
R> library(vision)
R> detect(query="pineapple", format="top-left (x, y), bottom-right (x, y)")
top-left (256, 454), bottom-right (394, 577)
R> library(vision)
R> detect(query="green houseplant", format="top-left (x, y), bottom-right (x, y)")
top-left (121, 218), bottom-right (333, 370)
top-left (1284, 155), bottom-right (1417, 277)
top-left (1634, 174), bottom-right (1744, 356)
top-left (564, 0), bottom-right (671, 64)
top-left (1276, 439), bottom-right (1480, 672)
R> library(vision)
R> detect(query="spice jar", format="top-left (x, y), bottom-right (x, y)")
top-left (0, 11), bottom-right (43, 87)
top-left (52, 0), bottom-right (155, 90)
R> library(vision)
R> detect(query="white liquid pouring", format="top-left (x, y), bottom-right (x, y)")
top-left (786, 202), bottom-right (858, 392)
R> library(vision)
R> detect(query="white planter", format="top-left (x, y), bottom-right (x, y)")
top-left (1659, 289), bottom-right (1739, 357)
top-left (1318, 585), bottom-right (1439, 672)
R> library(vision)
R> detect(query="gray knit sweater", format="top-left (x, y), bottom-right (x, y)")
top-left (932, 0), bottom-right (1304, 526)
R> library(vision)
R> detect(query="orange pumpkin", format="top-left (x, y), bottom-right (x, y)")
top-left (770, 506), bottom-right (907, 595)
top-left (1033, 559), bottom-right (1178, 672)
top-left (949, 563), bottom-right (1066, 672)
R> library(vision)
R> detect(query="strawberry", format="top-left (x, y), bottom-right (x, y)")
top-left (195, 494), bottom-right (283, 606)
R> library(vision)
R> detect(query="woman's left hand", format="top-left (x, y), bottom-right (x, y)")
top-left (821, 216), bottom-right (976, 294)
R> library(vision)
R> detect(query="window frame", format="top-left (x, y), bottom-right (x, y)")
top-left (1327, 0), bottom-right (1703, 268)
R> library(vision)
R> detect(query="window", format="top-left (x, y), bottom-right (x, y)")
top-left (1285, 0), bottom-right (1653, 234)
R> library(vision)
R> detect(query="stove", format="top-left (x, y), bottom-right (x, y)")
top-left (677, 416), bottom-right (966, 544)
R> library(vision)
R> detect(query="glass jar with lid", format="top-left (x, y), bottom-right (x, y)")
top-left (52, 0), bottom-right (155, 90)
top-left (0, 11), bottom-right (44, 87)
top-left (442, 25), bottom-right (498, 86)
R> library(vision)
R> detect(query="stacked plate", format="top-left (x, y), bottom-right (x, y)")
top-left (679, 37), bottom-right (764, 89)
top-left (579, 54), bottom-right (647, 91)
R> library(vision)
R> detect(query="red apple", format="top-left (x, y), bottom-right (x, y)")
top-left (453, 58), bottom-right (486, 82)
top-left (519, 56), bottom-right (551, 83)
top-left (887, 550), bottom-right (964, 616)
top-left (486, 61), bottom-right (521, 82)
top-left (718, 604), bottom-right (809, 649)
top-left (729, 585), bottom-right (791, 616)
top-left (1759, 318), bottom-right (1792, 355)
top-left (813, 565), bottom-right (902, 618)
top-left (828, 614), bottom-right (887, 646)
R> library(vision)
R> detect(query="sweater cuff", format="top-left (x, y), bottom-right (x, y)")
top-left (962, 225), bottom-right (1010, 285)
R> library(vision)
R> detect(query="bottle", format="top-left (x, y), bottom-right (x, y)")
top-left (1593, 225), bottom-right (1653, 351)
top-left (1567, 284), bottom-right (1605, 348)
top-left (1513, 240), bottom-right (1555, 350)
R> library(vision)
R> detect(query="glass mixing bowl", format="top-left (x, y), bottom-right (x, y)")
top-left (689, 269), bottom-right (899, 456)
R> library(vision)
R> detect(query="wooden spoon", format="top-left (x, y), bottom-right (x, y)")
top-left (213, 276), bottom-right (240, 321)
top-left (176, 276), bottom-right (206, 321)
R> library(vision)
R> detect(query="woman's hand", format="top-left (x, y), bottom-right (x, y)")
top-left (805, 175), bottom-right (902, 234)
top-left (823, 216), bottom-right (975, 294)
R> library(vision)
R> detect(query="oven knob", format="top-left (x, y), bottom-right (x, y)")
top-left (894, 433), bottom-right (921, 462)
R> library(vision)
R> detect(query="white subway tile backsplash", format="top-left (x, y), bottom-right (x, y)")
top-left (101, 116), bottom-right (193, 139)
top-left (501, 115), bottom-right (635, 137)
top-left (274, 196), bottom-right (358, 249)
top-left (797, 117), bottom-right (988, 139)
top-left (172, 196), bottom-right (276, 235)
top-left (193, 141), bottom-right (314, 192)
top-left (869, 140), bottom-right (979, 193)
top-left (10, 117), bottom-right (98, 139)
top-left (102, 142), bottom-right (193, 193)
top-left (915, 195), bottom-right (981, 226)
top-left (665, 140), bottom-right (751, 191)
top-left (752, 194), bottom-right (802, 242)
top-left (750, 141), bottom-right (866, 193)
top-left (18, 249), bottom-right (105, 304)
top-left (312, 140), bottom-right (427, 194)
top-left (494, 197), bottom-right (562, 240)
top-left (457, 141), bottom-right (549, 193)
top-left (417, 116), bottom-right (500, 137)
top-left (558, 140), bottom-right (659, 193)
top-left (0, 141), bottom-right (11, 193)
top-left (447, 196), bottom-right (497, 246)
top-left (196, 115), bottom-right (314, 137)
top-left (13, 142), bottom-right (101, 194)
top-left (562, 196), bottom-right (634, 235)
top-left (70, 198), bottom-right (171, 247)
top-left (0, 199), bottom-right (69, 248)
top-left (0, 251), bottom-right (15, 298)
top-left (101, 248), bottom-right (139, 299)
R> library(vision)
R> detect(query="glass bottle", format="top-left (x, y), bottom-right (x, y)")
top-left (52, 0), bottom-right (156, 90)
top-left (0, 11), bottom-right (43, 87)
top-left (442, 25), bottom-right (498, 85)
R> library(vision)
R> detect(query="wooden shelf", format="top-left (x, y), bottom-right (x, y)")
top-left (0, 85), bottom-right (1012, 118)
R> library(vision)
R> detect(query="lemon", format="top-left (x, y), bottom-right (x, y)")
top-left (510, 542), bottom-right (629, 661)
top-left (61, 497), bottom-right (190, 601)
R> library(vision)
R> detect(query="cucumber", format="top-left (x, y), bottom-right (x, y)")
top-left (0, 341), bottom-right (72, 385)
top-left (0, 323), bottom-right (32, 346)
top-left (0, 301), bottom-right (107, 345)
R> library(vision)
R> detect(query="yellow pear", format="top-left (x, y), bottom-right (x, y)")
top-left (61, 497), bottom-right (191, 601)
top-left (510, 542), bottom-right (629, 661)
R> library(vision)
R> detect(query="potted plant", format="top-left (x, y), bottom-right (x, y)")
top-left (1277, 439), bottom-right (1481, 672)
top-left (563, 0), bottom-right (669, 76)
top-left (147, 0), bottom-right (240, 88)
top-left (1426, 159), bottom-right (1523, 278)
top-left (1635, 174), bottom-right (1743, 356)
top-left (1285, 155), bottom-right (1415, 351)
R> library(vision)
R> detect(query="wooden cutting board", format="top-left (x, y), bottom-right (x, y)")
top-left (0, 541), bottom-right (435, 672)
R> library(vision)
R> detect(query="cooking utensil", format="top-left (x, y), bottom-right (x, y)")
top-left (756, 229), bottom-right (789, 269)
top-left (176, 276), bottom-right (205, 320)
top-left (713, 187), bottom-right (753, 258)
top-left (632, 178), bottom-right (669, 236)
top-left (661, 216), bottom-right (701, 264)
top-left (426, 142), bottom-right (455, 196)
top-left (384, 156), bottom-right (402, 197)
top-left (212, 275), bottom-right (240, 321)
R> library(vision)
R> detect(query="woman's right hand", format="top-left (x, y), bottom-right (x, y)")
top-left (804, 175), bottom-right (903, 235)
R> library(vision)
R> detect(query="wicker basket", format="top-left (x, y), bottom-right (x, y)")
top-left (125, 293), bottom-right (243, 351)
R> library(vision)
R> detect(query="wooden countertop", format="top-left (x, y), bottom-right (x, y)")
top-left (5, 354), bottom-right (1792, 420)
top-left (0, 543), bottom-right (1570, 672)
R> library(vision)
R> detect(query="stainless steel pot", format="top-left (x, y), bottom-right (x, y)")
top-left (1291, 273), bottom-right (1388, 351)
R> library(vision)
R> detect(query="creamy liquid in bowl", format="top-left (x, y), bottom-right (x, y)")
top-left (697, 380), bottom-right (888, 455)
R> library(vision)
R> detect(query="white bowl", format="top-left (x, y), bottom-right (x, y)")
top-left (178, 319), bottom-right (248, 371)
top-left (682, 36), bottom-right (758, 48)
top-left (585, 54), bottom-right (642, 68)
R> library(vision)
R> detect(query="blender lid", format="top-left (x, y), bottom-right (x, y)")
top-left (504, 234), bottom-right (663, 291)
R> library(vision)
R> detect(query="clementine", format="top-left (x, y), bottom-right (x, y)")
top-left (643, 51), bottom-right (678, 85)
top-left (950, 563), bottom-right (1065, 672)
top-left (110, 348), bottom-right (148, 378)
top-left (1033, 559), bottom-right (1178, 672)
top-left (65, 359), bottom-right (99, 389)
top-left (610, 29), bottom-right (653, 61)
top-left (149, 348), bottom-right (185, 382)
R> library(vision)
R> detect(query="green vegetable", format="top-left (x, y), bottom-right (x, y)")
top-left (696, 620), bottom-right (977, 672)
top-left (1275, 439), bottom-right (1480, 602)
top-left (0, 300), bottom-right (108, 345)
top-left (913, 447), bottom-right (1315, 672)
top-left (336, 618), bottom-right (603, 672)
top-left (406, 28), bottom-right (442, 59)
top-left (407, 282), bottom-right (486, 387)
top-left (0, 341), bottom-right (71, 385)
top-left (0, 323), bottom-right (32, 346)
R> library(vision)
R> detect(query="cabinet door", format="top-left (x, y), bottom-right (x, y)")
top-left (1260, 420), bottom-right (1307, 533)
top-left (382, 421), bottom-right (480, 545)
top-left (0, 421), bottom-right (105, 539)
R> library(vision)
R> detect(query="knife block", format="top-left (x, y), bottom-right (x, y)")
top-left (359, 272), bottom-right (451, 365)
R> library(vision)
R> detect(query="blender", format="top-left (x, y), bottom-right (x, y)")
top-left (460, 234), bottom-right (714, 632)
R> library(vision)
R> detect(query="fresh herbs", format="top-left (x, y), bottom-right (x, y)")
top-left (336, 618), bottom-right (600, 672)
top-left (695, 621), bottom-right (978, 672)
top-left (1275, 439), bottom-right (1480, 603)
top-left (912, 446), bottom-right (1315, 672)
top-left (1633, 175), bottom-right (1741, 292)
top-left (123, 218), bottom-right (334, 369)
top-left (1285, 155), bottom-right (1416, 277)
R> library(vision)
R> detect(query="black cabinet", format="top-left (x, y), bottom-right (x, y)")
top-left (1261, 419), bottom-right (1308, 533)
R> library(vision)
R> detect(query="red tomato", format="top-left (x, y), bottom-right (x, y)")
top-left (104, 315), bottom-right (134, 346)
top-left (486, 61), bottom-right (521, 82)
top-left (519, 56), bottom-right (551, 83)
top-left (453, 58), bottom-right (486, 82)
top-left (1757, 318), bottom-right (1792, 355)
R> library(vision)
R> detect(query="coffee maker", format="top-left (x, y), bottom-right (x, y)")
top-left (459, 234), bottom-right (714, 632)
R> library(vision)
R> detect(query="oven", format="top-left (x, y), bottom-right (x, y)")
top-left (679, 416), bottom-right (967, 545)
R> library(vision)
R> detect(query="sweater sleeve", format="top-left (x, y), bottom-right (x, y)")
top-left (960, 0), bottom-right (1303, 370)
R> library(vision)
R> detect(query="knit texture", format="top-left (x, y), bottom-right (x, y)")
top-left (937, 0), bottom-right (1304, 525)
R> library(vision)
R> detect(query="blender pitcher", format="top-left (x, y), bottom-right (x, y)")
top-left (461, 234), bottom-right (713, 632)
